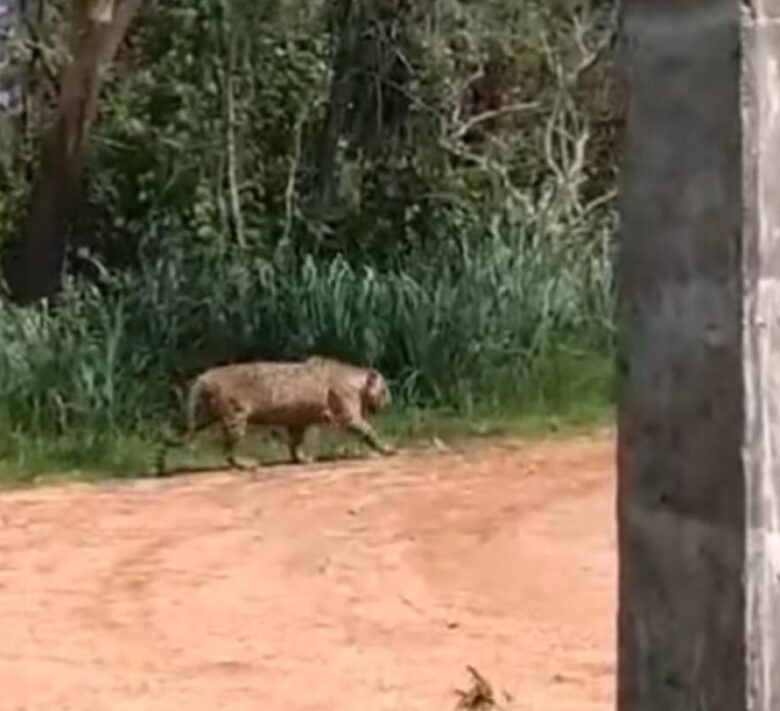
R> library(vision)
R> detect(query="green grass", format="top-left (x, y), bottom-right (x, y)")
top-left (0, 399), bottom-right (613, 489)
top-left (0, 208), bottom-right (615, 487)
top-left (0, 434), bottom-right (156, 488)
top-left (0, 348), bottom-right (613, 487)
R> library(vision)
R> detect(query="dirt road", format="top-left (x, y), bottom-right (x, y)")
top-left (0, 434), bottom-right (615, 711)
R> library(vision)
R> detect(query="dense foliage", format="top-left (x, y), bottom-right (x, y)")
top-left (0, 0), bottom-right (619, 459)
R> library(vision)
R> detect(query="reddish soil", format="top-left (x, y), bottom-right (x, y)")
top-left (0, 434), bottom-right (615, 711)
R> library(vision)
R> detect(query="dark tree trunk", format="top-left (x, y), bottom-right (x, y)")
top-left (4, 0), bottom-right (144, 305)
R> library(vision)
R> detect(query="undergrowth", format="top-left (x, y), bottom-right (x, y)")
top-left (0, 212), bottom-right (614, 482)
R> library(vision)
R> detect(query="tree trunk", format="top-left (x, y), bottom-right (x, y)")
top-left (307, 0), bottom-right (356, 211)
top-left (4, 0), bottom-right (144, 305)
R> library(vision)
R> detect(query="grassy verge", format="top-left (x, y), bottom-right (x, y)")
top-left (0, 351), bottom-right (613, 488)
top-left (0, 402), bottom-right (613, 489)
top-left (0, 211), bottom-right (614, 488)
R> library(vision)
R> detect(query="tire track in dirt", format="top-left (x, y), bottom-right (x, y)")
top-left (0, 434), bottom-right (615, 711)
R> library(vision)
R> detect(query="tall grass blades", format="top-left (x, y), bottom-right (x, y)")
top-left (0, 212), bottom-right (614, 454)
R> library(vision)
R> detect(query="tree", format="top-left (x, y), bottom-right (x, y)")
top-left (4, 0), bottom-right (144, 304)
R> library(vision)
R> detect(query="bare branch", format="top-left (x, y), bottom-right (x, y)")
top-left (282, 110), bottom-right (306, 245)
top-left (449, 101), bottom-right (540, 141)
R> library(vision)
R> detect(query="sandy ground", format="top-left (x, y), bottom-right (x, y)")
top-left (0, 434), bottom-right (615, 711)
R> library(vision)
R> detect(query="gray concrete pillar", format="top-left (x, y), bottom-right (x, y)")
top-left (617, 0), bottom-right (780, 709)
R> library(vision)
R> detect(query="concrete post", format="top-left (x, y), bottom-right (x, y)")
top-left (617, 0), bottom-right (780, 709)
